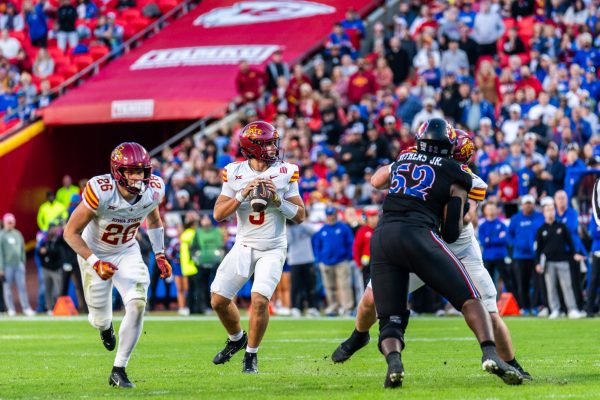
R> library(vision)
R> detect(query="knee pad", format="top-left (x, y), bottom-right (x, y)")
top-left (378, 311), bottom-right (410, 352)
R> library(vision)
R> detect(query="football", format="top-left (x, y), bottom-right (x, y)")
top-left (249, 181), bottom-right (270, 212)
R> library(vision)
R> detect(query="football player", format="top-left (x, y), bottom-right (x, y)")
top-left (331, 130), bottom-right (531, 380)
top-left (63, 142), bottom-right (171, 388)
top-left (211, 121), bottom-right (305, 373)
top-left (366, 118), bottom-right (522, 388)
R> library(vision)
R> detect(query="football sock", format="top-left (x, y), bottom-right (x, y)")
top-left (480, 340), bottom-right (496, 349)
top-left (351, 328), bottom-right (370, 341)
top-left (229, 330), bottom-right (244, 341)
top-left (246, 346), bottom-right (259, 354)
top-left (507, 358), bottom-right (521, 368)
top-left (385, 351), bottom-right (401, 364)
top-left (114, 300), bottom-right (145, 368)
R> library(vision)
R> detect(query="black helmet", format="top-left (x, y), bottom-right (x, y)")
top-left (416, 118), bottom-right (457, 157)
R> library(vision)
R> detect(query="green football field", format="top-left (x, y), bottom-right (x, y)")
top-left (0, 315), bottom-right (598, 399)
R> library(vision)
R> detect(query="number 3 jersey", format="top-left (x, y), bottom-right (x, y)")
top-left (382, 152), bottom-right (472, 230)
top-left (81, 174), bottom-right (165, 258)
top-left (220, 160), bottom-right (300, 251)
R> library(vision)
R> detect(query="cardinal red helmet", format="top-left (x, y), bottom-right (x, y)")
top-left (452, 129), bottom-right (475, 164)
top-left (239, 121), bottom-right (280, 163)
top-left (110, 142), bottom-right (152, 195)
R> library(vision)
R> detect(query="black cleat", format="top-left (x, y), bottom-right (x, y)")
top-left (384, 352), bottom-right (404, 388)
top-left (212, 332), bottom-right (248, 365)
top-left (514, 364), bottom-right (533, 381)
top-left (332, 331), bottom-right (370, 363)
top-left (482, 353), bottom-right (523, 385)
top-left (100, 323), bottom-right (116, 351)
top-left (242, 352), bottom-right (258, 374)
top-left (108, 367), bottom-right (135, 388)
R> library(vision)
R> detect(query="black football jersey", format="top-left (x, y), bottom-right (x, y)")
top-left (381, 152), bottom-right (473, 229)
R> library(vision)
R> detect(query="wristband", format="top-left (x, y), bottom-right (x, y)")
top-left (148, 227), bottom-right (165, 254)
top-left (278, 199), bottom-right (299, 219)
top-left (235, 191), bottom-right (246, 203)
top-left (86, 254), bottom-right (99, 266)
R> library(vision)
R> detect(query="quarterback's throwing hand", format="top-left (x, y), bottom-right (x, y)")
top-left (93, 260), bottom-right (118, 280)
top-left (156, 253), bottom-right (172, 279)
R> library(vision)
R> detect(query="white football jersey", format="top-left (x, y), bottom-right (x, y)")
top-left (220, 160), bottom-right (300, 251)
top-left (447, 171), bottom-right (488, 254)
top-left (81, 174), bottom-right (165, 258)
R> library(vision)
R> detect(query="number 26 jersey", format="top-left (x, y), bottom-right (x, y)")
top-left (81, 174), bottom-right (165, 258)
top-left (382, 152), bottom-right (472, 230)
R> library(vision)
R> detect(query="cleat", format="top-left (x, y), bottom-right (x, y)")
top-left (108, 367), bottom-right (135, 388)
top-left (242, 352), bottom-right (258, 374)
top-left (212, 332), bottom-right (248, 365)
top-left (384, 352), bottom-right (404, 388)
top-left (332, 332), bottom-right (370, 363)
top-left (100, 323), bottom-right (116, 351)
top-left (482, 355), bottom-right (523, 385)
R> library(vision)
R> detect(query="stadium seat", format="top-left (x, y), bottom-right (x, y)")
top-left (158, 0), bottom-right (177, 14)
top-left (130, 17), bottom-right (152, 32)
top-left (121, 8), bottom-right (142, 20)
top-left (9, 30), bottom-right (25, 43)
top-left (90, 45), bottom-right (110, 61)
top-left (47, 47), bottom-right (65, 60)
top-left (57, 63), bottom-right (78, 79)
top-left (73, 55), bottom-right (94, 71)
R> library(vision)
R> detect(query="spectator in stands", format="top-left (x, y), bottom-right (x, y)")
top-left (37, 191), bottom-right (68, 232)
top-left (472, 0), bottom-right (505, 57)
top-left (441, 39), bottom-right (469, 75)
top-left (353, 206), bottom-right (378, 287)
top-left (264, 49), bottom-right (290, 94)
top-left (286, 219), bottom-right (319, 317)
top-left (502, 103), bottom-right (525, 144)
top-left (479, 201), bottom-right (514, 295)
top-left (37, 79), bottom-right (54, 108)
top-left (38, 222), bottom-right (63, 314)
top-left (165, 229), bottom-right (187, 315)
top-left (339, 127), bottom-right (366, 184)
top-left (189, 213), bottom-right (223, 314)
top-left (234, 59), bottom-right (264, 107)
top-left (18, 73), bottom-right (37, 106)
top-left (23, 0), bottom-right (48, 48)
top-left (93, 13), bottom-right (124, 55)
top-left (0, 213), bottom-right (35, 317)
top-left (178, 213), bottom-right (197, 313)
top-left (462, 87), bottom-right (495, 132)
top-left (117, 0), bottom-right (136, 10)
top-left (77, 0), bottom-right (99, 20)
top-left (325, 22), bottom-right (354, 58)
top-left (341, 7), bottom-right (365, 50)
top-left (385, 36), bottom-right (410, 85)
top-left (502, 27), bottom-right (526, 57)
top-left (508, 194), bottom-right (545, 315)
top-left (0, 29), bottom-right (21, 59)
top-left (312, 206), bottom-right (354, 316)
top-left (411, 97), bottom-right (442, 132)
top-left (57, 0), bottom-right (78, 52)
top-left (535, 197), bottom-right (586, 319)
top-left (199, 166), bottom-right (222, 210)
top-left (347, 58), bottom-right (377, 104)
top-left (587, 215), bottom-right (600, 317)
top-left (542, 142), bottom-right (566, 196)
top-left (0, 3), bottom-right (24, 32)
top-left (56, 175), bottom-right (79, 208)
top-left (33, 48), bottom-right (54, 79)
top-left (564, 0), bottom-right (589, 26)
top-left (412, 35), bottom-right (440, 72)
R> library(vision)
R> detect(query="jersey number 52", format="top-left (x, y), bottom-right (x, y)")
top-left (389, 163), bottom-right (435, 200)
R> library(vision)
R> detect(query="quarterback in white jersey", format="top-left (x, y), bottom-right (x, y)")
top-left (64, 142), bottom-right (172, 388)
top-left (331, 131), bottom-right (531, 380)
top-left (210, 121), bottom-right (305, 374)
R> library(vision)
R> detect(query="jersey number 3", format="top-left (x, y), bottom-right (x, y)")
top-left (249, 211), bottom-right (265, 225)
top-left (389, 163), bottom-right (435, 200)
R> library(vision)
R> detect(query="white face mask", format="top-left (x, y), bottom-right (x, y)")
top-left (128, 179), bottom-right (145, 193)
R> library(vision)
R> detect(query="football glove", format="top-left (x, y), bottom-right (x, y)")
top-left (156, 253), bottom-right (172, 279)
top-left (92, 260), bottom-right (118, 280)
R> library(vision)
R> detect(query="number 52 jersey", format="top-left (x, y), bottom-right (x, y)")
top-left (81, 174), bottom-right (165, 258)
top-left (382, 152), bottom-right (472, 230)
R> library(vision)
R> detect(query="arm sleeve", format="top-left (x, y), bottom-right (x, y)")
top-left (441, 196), bottom-right (463, 243)
top-left (220, 178), bottom-right (236, 198)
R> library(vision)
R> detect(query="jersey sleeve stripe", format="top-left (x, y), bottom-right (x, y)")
top-left (468, 192), bottom-right (485, 201)
top-left (221, 169), bottom-right (228, 182)
top-left (83, 190), bottom-right (99, 209)
top-left (469, 188), bottom-right (486, 195)
top-left (85, 184), bottom-right (99, 204)
top-left (289, 172), bottom-right (299, 183)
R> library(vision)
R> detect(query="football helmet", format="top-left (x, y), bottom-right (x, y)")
top-left (416, 118), bottom-right (456, 157)
top-left (110, 142), bottom-right (152, 195)
top-left (239, 121), bottom-right (280, 163)
top-left (452, 129), bottom-right (475, 164)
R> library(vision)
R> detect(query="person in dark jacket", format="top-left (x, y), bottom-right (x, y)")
top-left (339, 128), bottom-right (367, 184)
top-left (507, 195), bottom-right (544, 315)
top-left (385, 37), bottom-right (410, 85)
top-left (479, 201), bottom-right (514, 295)
top-left (535, 198), bottom-right (586, 319)
top-left (39, 223), bottom-right (64, 313)
top-left (312, 206), bottom-right (354, 316)
top-left (56, 0), bottom-right (78, 52)
top-left (542, 142), bottom-right (566, 196)
top-left (23, 0), bottom-right (48, 48)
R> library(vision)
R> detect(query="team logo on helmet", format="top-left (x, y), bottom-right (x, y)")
top-left (111, 146), bottom-right (124, 162)
top-left (416, 120), bottom-right (429, 139)
top-left (461, 140), bottom-right (474, 158)
top-left (447, 125), bottom-right (457, 142)
top-left (244, 124), bottom-right (262, 139)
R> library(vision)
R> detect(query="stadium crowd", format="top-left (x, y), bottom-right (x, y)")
top-left (0, 0), bottom-right (181, 133)
top-left (3, 0), bottom-right (600, 319)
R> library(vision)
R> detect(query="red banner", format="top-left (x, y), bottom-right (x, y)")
top-left (43, 0), bottom-right (380, 125)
